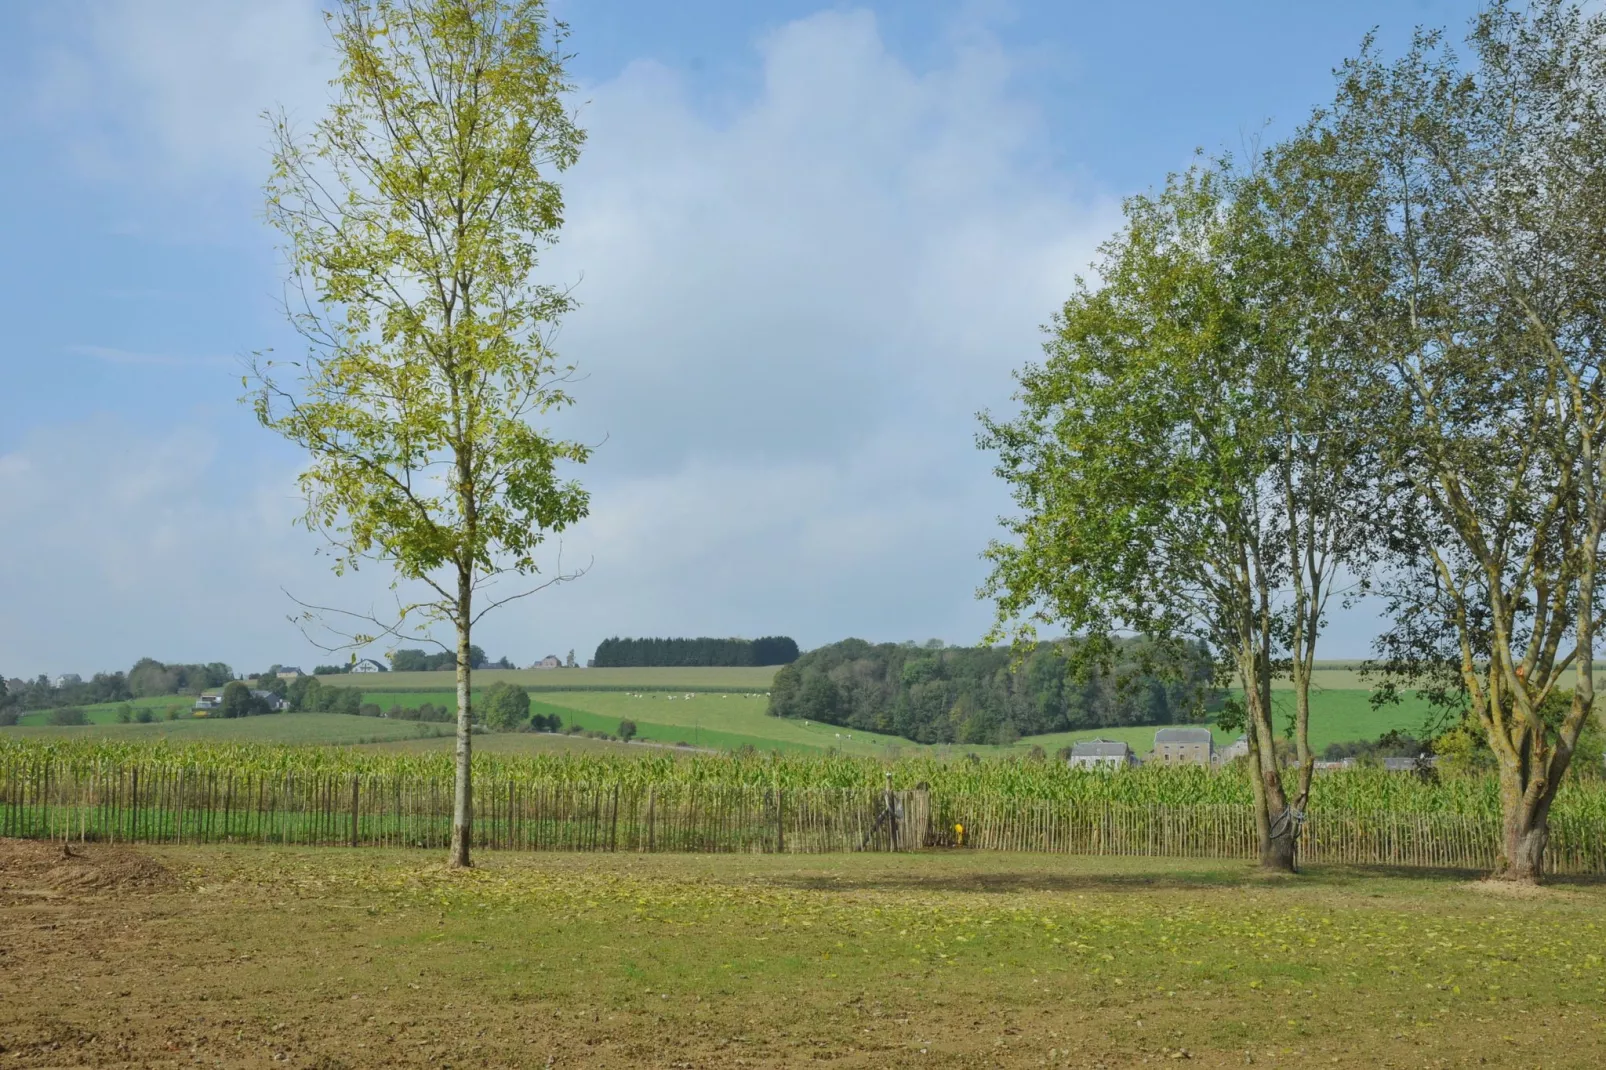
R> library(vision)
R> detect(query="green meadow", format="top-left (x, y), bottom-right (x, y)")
top-left (4, 662), bottom-right (1443, 755)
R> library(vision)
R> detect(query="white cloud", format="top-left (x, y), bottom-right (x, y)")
top-left (28, 0), bottom-right (332, 187)
top-left (7, 5), bottom-right (1147, 674)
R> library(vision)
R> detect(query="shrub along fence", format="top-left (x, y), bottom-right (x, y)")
top-left (4, 755), bottom-right (1604, 873)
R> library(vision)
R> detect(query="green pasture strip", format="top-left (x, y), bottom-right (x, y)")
top-left (322, 665), bottom-right (779, 693)
top-left (1, 713), bottom-right (450, 746)
top-left (13, 695), bottom-right (196, 727)
top-left (355, 732), bottom-right (655, 756)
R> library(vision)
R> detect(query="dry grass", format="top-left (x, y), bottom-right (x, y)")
top-left (1, 844), bottom-right (1603, 1067)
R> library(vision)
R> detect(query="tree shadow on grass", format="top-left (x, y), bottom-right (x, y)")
top-left (762, 859), bottom-right (1606, 896)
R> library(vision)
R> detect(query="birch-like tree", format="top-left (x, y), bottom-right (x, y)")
top-left (1329, 0), bottom-right (1606, 882)
top-left (251, 0), bottom-right (589, 868)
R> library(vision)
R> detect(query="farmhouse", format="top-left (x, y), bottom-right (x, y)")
top-left (1152, 726), bottom-right (1213, 766)
top-left (533, 655), bottom-right (562, 669)
top-left (1067, 739), bottom-right (1137, 769)
top-left (350, 659), bottom-right (385, 674)
top-left (1214, 734), bottom-right (1250, 764)
top-left (53, 673), bottom-right (82, 688)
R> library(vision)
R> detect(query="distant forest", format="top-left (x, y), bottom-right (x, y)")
top-left (1, 658), bottom-right (235, 712)
top-left (591, 636), bottom-right (800, 668)
top-left (767, 638), bottom-right (1217, 745)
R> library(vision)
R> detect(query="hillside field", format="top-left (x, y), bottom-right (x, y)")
top-left (325, 665), bottom-right (779, 692)
top-left (2, 712), bottom-right (450, 746)
top-left (3, 686), bottom-right (1440, 755)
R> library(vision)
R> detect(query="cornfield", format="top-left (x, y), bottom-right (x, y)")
top-left (3, 739), bottom-right (1604, 872)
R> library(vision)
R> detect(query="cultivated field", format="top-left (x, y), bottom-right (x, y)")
top-left (1, 713), bottom-right (449, 747)
top-left (2, 842), bottom-right (1602, 1068)
top-left (327, 665), bottom-right (780, 692)
top-left (4, 661), bottom-right (1444, 756)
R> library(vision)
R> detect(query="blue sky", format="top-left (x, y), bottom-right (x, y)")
top-left (0, 0), bottom-right (1482, 678)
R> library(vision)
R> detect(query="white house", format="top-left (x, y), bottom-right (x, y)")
top-left (53, 673), bottom-right (82, 689)
top-left (351, 659), bottom-right (385, 674)
top-left (1067, 739), bottom-right (1137, 769)
top-left (533, 655), bottom-right (562, 669)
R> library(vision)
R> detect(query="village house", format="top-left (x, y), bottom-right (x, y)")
top-left (1214, 734), bottom-right (1250, 763)
top-left (350, 659), bottom-right (386, 673)
top-left (1152, 726), bottom-right (1213, 766)
top-left (533, 655), bottom-right (562, 669)
top-left (1067, 739), bottom-right (1137, 769)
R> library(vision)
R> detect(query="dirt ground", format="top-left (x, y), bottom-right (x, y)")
top-left (2, 839), bottom-right (1603, 1069)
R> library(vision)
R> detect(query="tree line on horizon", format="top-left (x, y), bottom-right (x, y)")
top-left (591, 636), bottom-right (800, 668)
top-left (0, 658), bottom-right (236, 713)
top-left (768, 638), bottom-right (1215, 746)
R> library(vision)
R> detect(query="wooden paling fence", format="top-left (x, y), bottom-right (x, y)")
top-left (5, 758), bottom-right (1603, 872)
top-left (0, 761), bottom-right (927, 854)
top-left (932, 796), bottom-right (1606, 875)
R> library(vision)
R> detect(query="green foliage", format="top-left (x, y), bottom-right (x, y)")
top-left (115, 704), bottom-right (134, 724)
top-left (127, 658), bottom-right (234, 698)
top-left (617, 719), bottom-right (637, 742)
top-left (220, 682), bottom-right (264, 720)
top-left (390, 647), bottom-right (487, 672)
top-left (483, 682), bottom-right (532, 731)
top-left (592, 637), bottom-right (800, 668)
top-left (6, 737), bottom-right (1606, 826)
top-left (251, 0), bottom-right (590, 623)
top-left (135, 709), bottom-right (155, 724)
top-left (769, 638), bottom-right (1214, 745)
top-left (48, 708), bottom-right (88, 726)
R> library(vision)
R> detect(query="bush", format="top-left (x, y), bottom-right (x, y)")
top-left (135, 709), bottom-right (155, 724)
top-left (116, 704), bottom-right (134, 724)
top-left (166, 707), bottom-right (181, 721)
top-left (49, 707), bottom-right (89, 726)
top-left (482, 682), bottom-right (531, 731)
top-left (0, 710), bottom-right (18, 727)
top-left (359, 703), bottom-right (382, 718)
top-left (618, 719), bottom-right (638, 742)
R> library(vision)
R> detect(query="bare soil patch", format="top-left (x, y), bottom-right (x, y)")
top-left (0, 837), bottom-right (177, 897)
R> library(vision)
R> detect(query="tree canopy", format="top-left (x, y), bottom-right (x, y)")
top-left (768, 638), bottom-right (1214, 746)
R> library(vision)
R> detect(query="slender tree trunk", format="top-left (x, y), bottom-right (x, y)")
top-left (448, 570), bottom-right (474, 869)
top-left (1240, 643), bottom-right (1295, 873)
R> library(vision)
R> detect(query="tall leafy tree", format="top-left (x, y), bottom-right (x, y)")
top-left (980, 154), bottom-right (1377, 871)
top-left (251, 0), bottom-right (589, 867)
top-left (1327, 0), bottom-right (1606, 882)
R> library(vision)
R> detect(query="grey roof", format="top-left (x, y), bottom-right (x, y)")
top-left (1383, 755), bottom-right (1438, 771)
top-left (1154, 727), bottom-right (1213, 744)
top-left (1070, 739), bottom-right (1132, 757)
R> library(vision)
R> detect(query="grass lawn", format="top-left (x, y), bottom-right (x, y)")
top-left (10, 695), bottom-right (196, 727)
top-left (355, 731), bottom-right (675, 757)
top-left (6, 678), bottom-right (1441, 757)
top-left (3, 843), bottom-right (1602, 1067)
top-left (2, 712), bottom-right (451, 746)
